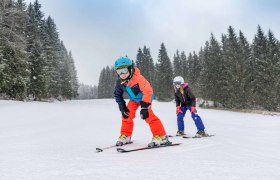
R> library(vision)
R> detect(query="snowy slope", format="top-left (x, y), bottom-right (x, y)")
top-left (0, 99), bottom-right (280, 180)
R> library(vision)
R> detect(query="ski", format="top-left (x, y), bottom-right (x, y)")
top-left (168, 134), bottom-right (215, 138)
top-left (168, 135), bottom-right (191, 138)
top-left (192, 134), bottom-right (215, 138)
top-left (116, 143), bottom-right (182, 153)
top-left (168, 134), bottom-right (183, 137)
top-left (96, 141), bottom-right (134, 153)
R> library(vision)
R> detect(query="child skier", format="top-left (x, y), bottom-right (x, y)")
top-left (173, 76), bottom-right (208, 137)
top-left (114, 57), bottom-right (171, 147)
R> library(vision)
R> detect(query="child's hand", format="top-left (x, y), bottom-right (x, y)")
top-left (176, 106), bottom-right (183, 114)
top-left (119, 104), bottom-right (130, 119)
top-left (121, 110), bottom-right (130, 119)
top-left (190, 106), bottom-right (196, 113)
top-left (140, 101), bottom-right (151, 119)
top-left (140, 108), bottom-right (148, 119)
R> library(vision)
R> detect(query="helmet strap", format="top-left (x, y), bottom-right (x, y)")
top-left (128, 67), bottom-right (134, 79)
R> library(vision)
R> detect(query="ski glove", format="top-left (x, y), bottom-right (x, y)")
top-left (190, 106), bottom-right (197, 113)
top-left (119, 103), bottom-right (130, 119)
top-left (176, 106), bottom-right (183, 114)
top-left (140, 101), bottom-right (151, 119)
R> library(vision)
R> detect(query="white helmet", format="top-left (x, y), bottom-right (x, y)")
top-left (173, 76), bottom-right (184, 85)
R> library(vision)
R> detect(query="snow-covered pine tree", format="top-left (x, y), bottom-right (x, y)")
top-left (191, 51), bottom-right (201, 94)
top-left (184, 51), bottom-right (202, 97)
top-left (250, 25), bottom-right (270, 109)
top-left (153, 62), bottom-right (160, 99)
top-left (173, 50), bottom-right (182, 77)
top-left (59, 41), bottom-right (73, 99)
top-left (276, 40), bottom-right (280, 111)
top-left (136, 48), bottom-right (144, 70)
top-left (198, 42), bottom-right (209, 101)
top-left (238, 30), bottom-right (251, 108)
top-left (222, 26), bottom-right (244, 108)
top-left (180, 51), bottom-right (188, 82)
top-left (142, 46), bottom-right (155, 86)
top-left (267, 30), bottom-right (280, 111)
top-left (44, 16), bottom-right (62, 98)
top-left (187, 53), bottom-right (194, 84)
top-left (136, 46), bottom-right (155, 86)
top-left (218, 33), bottom-right (235, 107)
top-left (26, 0), bottom-right (48, 100)
top-left (110, 66), bottom-right (118, 92)
top-left (104, 66), bottom-right (114, 98)
top-left (0, 0), bottom-right (29, 100)
top-left (97, 67), bottom-right (106, 98)
top-left (68, 51), bottom-right (79, 98)
top-left (200, 34), bottom-right (224, 106)
top-left (195, 48), bottom-right (204, 97)
top-left (155, 43), bottom-right (173, 101)
top-left (0, 0), bottom-right (7, 97)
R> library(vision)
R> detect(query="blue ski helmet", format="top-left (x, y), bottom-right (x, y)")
top-left (114, 57), bottom-right (134, 80)
top-left (114, 57), bottom-right (133, 69)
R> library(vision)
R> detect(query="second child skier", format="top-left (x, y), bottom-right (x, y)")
top-left (173, 76), bottom-right (209, 138)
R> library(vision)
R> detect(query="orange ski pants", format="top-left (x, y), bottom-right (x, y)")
top-left (120, 100), bottom-right (166, 136)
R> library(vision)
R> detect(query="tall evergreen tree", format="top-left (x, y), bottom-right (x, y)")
top-left (250, 25), bottom-right (270, 109)
top-left (142, 46), bottom-right (155, 86)
top-left (97, 67), bottom-right (106, 98)
top-left (186, 53), bottom-right (194, 84)
top-left (155, 43), bottom-right (173, 101)
top-left (154, 62), bottom-right (160, 99)
top-left (59, 42), bottom-right (69, 98)
top-left (267, 30), bottom-right (280, 111)
top-left (173, 50), bottom-right (182, 77)
top-left (136, 46), bottom-right (155, 86)
top-left (191, 51), bottom-right (201, 94)
top-left (136, 48), bottom-right (144, 70)
top-left (0, 0), bottom-right (29, 100)
top-left (196, 47), bottom-right (204, 97)
top-left (239, 30), bottom-right (252, 108)
top-left (68, 51), bottom-right (79, 98)
top-left (200, 34), bottom-right (224, 105)
top-left (106, 66), bottom-right (114, 98)
top-left (180, 51), bottom-right (188, 81)
top-left (276, 42), bottom-right (280, 111)
top-left (218, 33), bottom-right (234, 107)
top-left (199, 42), bottom-right (209, 100)
top-left (26, 1), bottom-right (48, 100)
top-left (44, 16), bottom-right (61, 98)
top-left (222, 26), bottom-right (244, 108)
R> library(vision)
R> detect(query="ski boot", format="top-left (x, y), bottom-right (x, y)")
top-left (116, 134), bottom-right (132, 146)
top-left (176, 130), bottom-right (185, 136)
top-left (194, 130), bottom-right (209, 138)
top-left (148, 135), bottom-right (172, 147)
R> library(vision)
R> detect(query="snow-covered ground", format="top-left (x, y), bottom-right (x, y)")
top-left (0, 99), bottom-right (280, 180)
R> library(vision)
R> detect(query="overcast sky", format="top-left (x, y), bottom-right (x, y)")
top-left (25, 0), bottom-right (280, 86)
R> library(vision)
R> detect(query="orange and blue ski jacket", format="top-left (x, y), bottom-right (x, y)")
top-left (114, 67), bottom-right (154, 105)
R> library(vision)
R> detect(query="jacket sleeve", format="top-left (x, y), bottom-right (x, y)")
top-left (186, 87), bottom-right (196, 106)
top-left (114, 79), bottom-right (125, 105)
top-left (175, 93), bottom-right (181, 107)
top-left (138, 75), bottom-right (153, 103)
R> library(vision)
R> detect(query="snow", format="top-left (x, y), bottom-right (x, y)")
top-left (0, 99), bottom-right (280, 180)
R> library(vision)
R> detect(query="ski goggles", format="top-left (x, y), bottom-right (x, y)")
top-left (173, 82), bottom-right (182, 86)
top-left (116, 67), bottom-right (129, 75)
